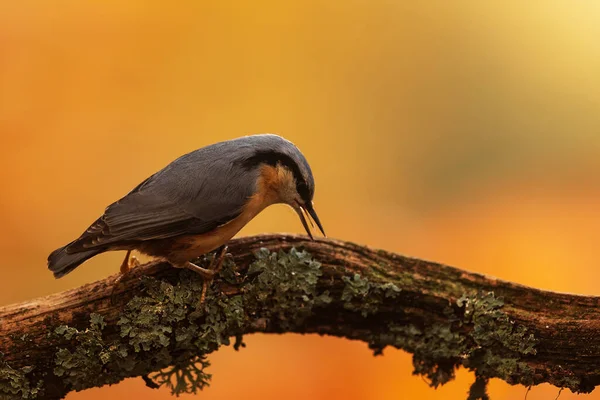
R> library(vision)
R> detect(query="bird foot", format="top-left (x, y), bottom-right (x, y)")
top-left (192, 245), bottom-right (229, 307)
top-left (168, 246), bottom-right (229, 308)
top-left (120, 250), bottom-right (140, 275)
top-left (110, 250), bottom-right (140, 303)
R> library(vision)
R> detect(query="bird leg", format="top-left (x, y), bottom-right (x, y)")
top-left (182, 262), bottom-right (214, 278)
top-left (184, 245), bottom-right (228, 306)
top-left (119, 249), bottom-right (140, 274)
top-left (110, 250), bottom-right (141, 303)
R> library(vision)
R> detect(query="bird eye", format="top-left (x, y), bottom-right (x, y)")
top-left (296, 182), bottom-right (310, 202)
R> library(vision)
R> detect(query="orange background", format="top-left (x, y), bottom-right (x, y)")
top-left (1, 1), bottom-right (600, 399)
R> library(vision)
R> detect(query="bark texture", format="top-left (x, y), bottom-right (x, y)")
top-left (0, 234), bottom-right (599, 399)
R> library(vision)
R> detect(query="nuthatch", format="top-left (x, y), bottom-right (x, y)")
top-left (48, 134), bottom-right (325, 285)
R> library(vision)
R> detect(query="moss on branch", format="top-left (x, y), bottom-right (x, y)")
top-left (0, 234), bottom-right (599, 399)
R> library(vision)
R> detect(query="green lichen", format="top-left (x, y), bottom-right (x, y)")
top-left (342, 273), bottom-right (401, 317)
top-left (118, 278), bottom-right (193, 352)
top-left (150, 356), bottom-right (211, 396)
top-left (352, 283), bottom-right (539, 394)
top-left (243, 247), bottom-right (331, 329)
top-left (410, 323), bottom-right (466, 387)
top-left (457, 293), bottom-right (537, 356)
top-left (458, 291), bottom-right (537, 386)
top-left (369, 318), bottom-right (465, 387)
top-left (6, 247), bottom-right (549, 399)
top-left (0, 357), bottom-right (42, 399)
top-left (54, 314), bottom-right (117, 391)
top-left (552, 373), bottom-right (581, 391)
top-left (47, 247), bottom-right (328, 397)
top-left (338, 271), bottom-right (463, 386)
top-left (49, 269), bottom-right (237, 395)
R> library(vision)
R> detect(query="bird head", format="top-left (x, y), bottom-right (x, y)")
top-left (241, 134), bottom-right (326, 239)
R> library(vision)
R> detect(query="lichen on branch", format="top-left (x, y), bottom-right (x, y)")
top-left (47, 247), bottom-right (331, 397)
top-left (0, 234), bottom-right (599, 400)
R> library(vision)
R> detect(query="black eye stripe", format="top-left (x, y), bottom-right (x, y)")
top-left (243, 150), bottom-right (312, 201)
top-left (296, 181), bottom-right (310, 200)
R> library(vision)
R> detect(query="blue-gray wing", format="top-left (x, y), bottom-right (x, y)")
top-left (66, 141), bottom-right (260, 253)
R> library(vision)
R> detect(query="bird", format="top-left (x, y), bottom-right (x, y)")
top-left (47, 134), bottom-right (325, 288)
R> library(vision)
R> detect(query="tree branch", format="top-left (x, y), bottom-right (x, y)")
top-left (1, 234), bottom-right (599, 399)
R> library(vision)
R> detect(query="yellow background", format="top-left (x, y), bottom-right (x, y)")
top-left (1, 1), bottom-right (600, 399)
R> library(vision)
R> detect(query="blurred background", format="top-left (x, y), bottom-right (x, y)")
top-left (1, 1), bottom-right (599, 399)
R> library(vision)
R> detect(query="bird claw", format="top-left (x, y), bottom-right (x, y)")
top-left (119, 250), bottom-right (140, 274)
top-left (196, 245), bottom-right (229, 308)
top-left (130, 255), bottom-right (140, 268)
top-left (110, 251), bottom-right (141, 304)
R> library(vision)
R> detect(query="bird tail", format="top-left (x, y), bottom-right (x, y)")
top-left (47, 242), bottom-right (101, 279)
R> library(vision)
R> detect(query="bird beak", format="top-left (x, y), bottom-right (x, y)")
top-left (295, 207), bottom-right (314, 240)
top-left (294, 202), bottom-right (326, 240)
top-left (305, 203), bottom-right (326, 237)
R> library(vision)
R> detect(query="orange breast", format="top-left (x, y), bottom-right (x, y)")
top-left (169, 197), bottom-right (269, 262)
